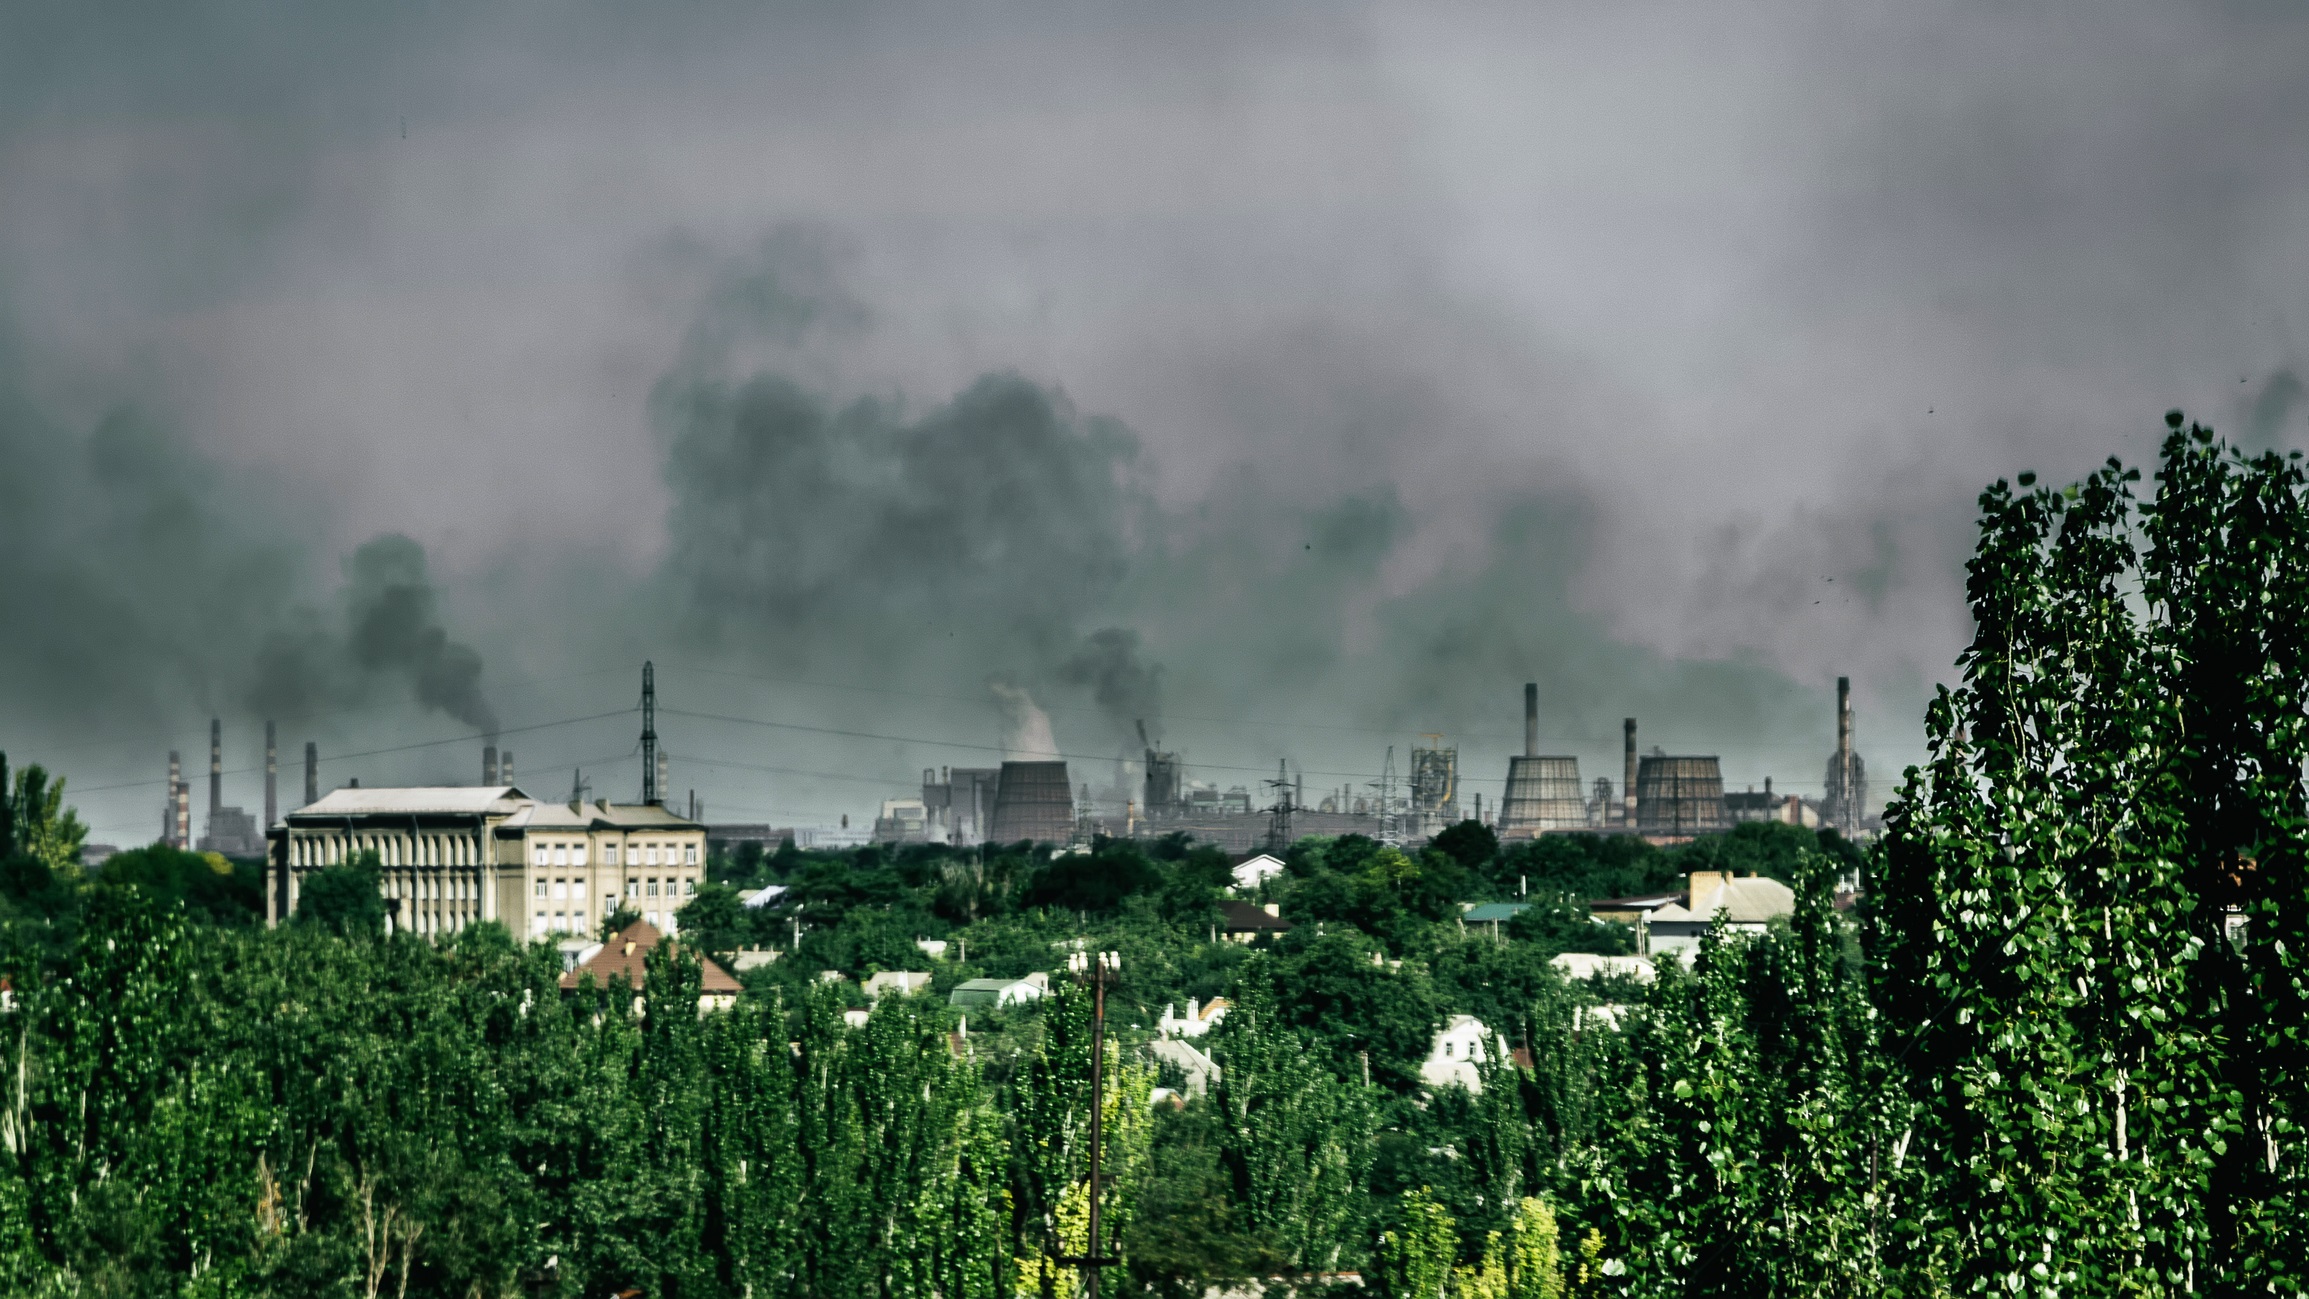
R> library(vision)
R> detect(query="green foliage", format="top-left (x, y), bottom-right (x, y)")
top-left (1373, 1187), bottom-right (1456, 1299)
top-left (292, 851), bottom-right (387, 937)
top-left (97, 845), bottom-right (263, 926)
top-left (4, 763), bottom-right (87, 877)
top-left (1504, 1197), bottom-right (1563, 1299)
top-left (1208, 984), bottom-right (1377, 1273)
top-left (1876, 418), bottom-right (2309, 1292)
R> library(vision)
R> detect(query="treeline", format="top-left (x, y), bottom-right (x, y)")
top-left (0, 415), bottom-right (2306, 1297)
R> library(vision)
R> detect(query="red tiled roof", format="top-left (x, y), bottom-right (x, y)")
top-left (559, 920), bottom-right (742, 995)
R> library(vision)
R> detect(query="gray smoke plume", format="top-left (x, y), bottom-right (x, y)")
top-left (0, 341), bottom-right (497, 745)
top-left (248, 536), bottom-right (499, 737)
top-left (1059, 627), bottom-right (1165, 744)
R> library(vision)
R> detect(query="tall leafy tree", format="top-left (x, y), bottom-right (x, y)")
top-left (1877, 414), bottom-right (2309, 1292)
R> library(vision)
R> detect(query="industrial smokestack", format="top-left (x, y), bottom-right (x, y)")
top-left (500, 750), bottom-right (514, 785)
top-left (1523, 682), bottom-right (1538, 758)
top-left (483, 744), bottom-right (499, 787)
top-left (656, 750), bottom-right (669, 807)
top-left (176, 779), bottom-right (190, 851)
top-left (264, 721), bottom-right (278, 827)
top-left (641, 660), bottom-right (659, 805)
top-left (1622, 718), bottom-right (1638, 823)
top-left (165, 750), bottom-right (182, 847)
top-left (1837, 676), bottom-right (1853, 758)
top-left (208, 718), bottom-right (223, 816)
top-left (303, 742), bottom-right (318, 805)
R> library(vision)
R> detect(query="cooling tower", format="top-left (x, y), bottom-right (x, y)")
top-left (1500, 756), bottom-right (1586, 834)
top-left (1496, 684), bottom-right (1584, 834)
top-left (988, 760), bottom-right (1074, 844)
top-left (1634, 755), bottom-right (1729, 837)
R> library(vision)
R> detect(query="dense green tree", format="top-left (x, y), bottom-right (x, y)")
top-left (1207, 983), bottom-right (1377, 1274)
top-left (293, 853), bottom-right (388, 937)
top-left (1877, 417), bottom-right (2309, 1292)
top-left (4, 763), bottom-right (86, 877)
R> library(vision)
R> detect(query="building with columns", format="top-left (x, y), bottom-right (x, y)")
top-left (269, 786), bottom-right (708, 938)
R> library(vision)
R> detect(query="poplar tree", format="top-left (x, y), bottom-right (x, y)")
top-left (1876, 414), bottom-right (2309, 1292)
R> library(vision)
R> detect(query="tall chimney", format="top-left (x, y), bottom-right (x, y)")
top-left (483, 744), bottom-right (499, 786)
top-left (1837, 676), bottom-right (1853, 758)
top-left (1523, 682), bottom-right (1539, 758)
top-left (500, 750), bottom-right (514, 785)
top-left (1622, 718), bottom-right (1638, 824)
top-left (641, 660), bottom-right (659, 805)
top-left (208, 718), bottom-right (223, 816)
top-left (656, 750), bottom-right (669, 807)
top-left (303, 742), bottom-right (318, 805)
top-left (166, 750), bottom-right (182, 846)
top-left (264, 721), bottom-right (278, 826)
top-left (176, 779), bottom-right (190, 851)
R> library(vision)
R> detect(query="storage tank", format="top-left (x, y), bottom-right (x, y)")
top-left (988, 761), bottom-right (1074, 844)
top-left (1634, 754), bottom-right (1729, 838)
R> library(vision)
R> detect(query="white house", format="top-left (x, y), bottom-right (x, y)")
top-left (947, 972), bottom-right (1050, 1009)
top-left (1421, 1015), bottom-right (1508, 1093)
top-left (1644, 871), bottom-right (1796, 962)
top-left (1158, 997), bottom-right (1230, 1038)
top-left (1147, 1038), bottom-right (1220, 1097)
top-left (1231, 852), bottom-right (1286, 891)
top-left (1550, 953), bottom-right (1656, 984)
top-left (864, 971), bottom-right (933, 999)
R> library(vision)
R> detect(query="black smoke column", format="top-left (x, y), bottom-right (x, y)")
top-left (304, 742), bottom-right (318, 805)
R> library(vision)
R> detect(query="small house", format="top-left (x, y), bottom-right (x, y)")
top-left (1421, 1014), bottom-right (1507, 1093)
top-left (558, 920), bottom-right (742, 1014)
top-left (947, 972), bottom-right (1049, 1009)
top-left (1218, 900), bottom-right (1293, 943)
top-left (1157, 996), bottom-right (1229, 1038)
top-left (1644, 871), bottom-right (1796, 962)
top-left (864, 971), bottom-right (933, 999)
top-left (1550, 952), bottom-right (1656, 984)
top-left (1147, 1038), bottom-right (1220, 1097)
top-left (1230, 852), bottom-right (1286, 891)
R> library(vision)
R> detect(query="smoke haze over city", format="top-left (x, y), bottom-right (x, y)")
top-left (4, 0), bottom-right (2307, 845)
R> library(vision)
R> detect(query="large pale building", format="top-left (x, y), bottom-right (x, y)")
top-left (269, 786), bottom-right (708, 938)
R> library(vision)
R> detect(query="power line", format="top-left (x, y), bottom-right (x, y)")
top-left (64, 708), bottom-right (639, 796)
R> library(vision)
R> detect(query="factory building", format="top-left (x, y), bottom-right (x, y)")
top-left (920, 766), bottom-right (1001, 844)
top-left (1409, 739), bottom-right (1460, 833)
top-left (1498, 684), bottom-right (1588, 836)
top-left (269, 783), bottom-right (708, 938)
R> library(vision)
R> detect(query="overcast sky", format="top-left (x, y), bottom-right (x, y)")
top-left (5, 1), bottom-right (2307, 844)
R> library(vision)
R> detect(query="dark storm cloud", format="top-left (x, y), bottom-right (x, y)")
top-left (9, 0), bottom-right (2309, 832)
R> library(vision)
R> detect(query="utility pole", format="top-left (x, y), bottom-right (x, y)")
top-left (641, 661), bottom-right (659, 805)
top-left (1062, 949), bottom-right (1122, 1298)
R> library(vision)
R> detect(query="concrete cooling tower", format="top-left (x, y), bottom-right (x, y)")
top-left (988, 761), bottom-right (1074, 844)
top-left (1634, 754), bottom-right (1729, 838)
top-left (1497, 683), bottom-right (1588, 835)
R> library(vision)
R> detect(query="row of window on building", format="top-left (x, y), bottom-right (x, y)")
top-left (533, 905), bottom-right (679, 935)
top-left (531, 877), bottom-right (697, 901)
top-left (533, 840), bottom-right (697, 868)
